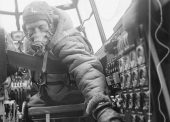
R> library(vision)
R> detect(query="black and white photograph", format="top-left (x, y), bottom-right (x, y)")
top-left (0, 0), bottom-right (170, 122)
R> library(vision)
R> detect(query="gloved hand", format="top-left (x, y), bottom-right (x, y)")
top-left (92, 102), bottom-right (122, 122)
top-left (97, 107), bottom-right (121, 122)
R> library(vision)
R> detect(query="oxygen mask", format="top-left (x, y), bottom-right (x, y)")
top-left (31, 35), bottom-right (49, 56)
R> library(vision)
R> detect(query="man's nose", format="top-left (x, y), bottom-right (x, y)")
top-left (34, 27), bottom-right (41, 35)
top-left (32, 28), bottom-right (42, 40)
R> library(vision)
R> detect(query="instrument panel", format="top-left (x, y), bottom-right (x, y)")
top-left (103, 0), bottom-right (152, 121)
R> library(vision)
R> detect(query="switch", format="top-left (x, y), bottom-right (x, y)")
top-left (135, 92), bottom-right (141, 110)
top-left (120, 94), bottom-right (124, 109)
top-left (125, 72), bottom-right (132, 89)
top-left (143, 91), bottom-right (150, 111)
top-left (136, 115), bottom-right (141, 122)
top-left (136, 45), bottom-right (145, 65)
top-left (115, 94), bottom-right (122, 107)
top-left (113, 72), bottom-right (121, 88)
top-left (139, 66), bottom-right (148, 87)
top-left (113, 72), bottom-right (120, 84)
top-left (130, 50), bottom-right (137, 68)
top-left (120, 74), bottom-right (125, 89)
top-left (119, 58), bottom-right (124, 72)
top-left (115, 60), bottom-right (119, 72)
top-left (131, 115), bottom-right (137, 122)
top-left (4, 103), bottom-right (10, 118)
top-left (110, 63), bottom-right (114, 73)
top-left (126, 94), bottom-right (130, 109)
top-left (139, 115), bottom-right (146, 122)
top-left (122, 94), bottom-right (127, 108)
top-left (120, 108), bottom-right (124, 114)
top-left (106, 76), bottom-right (112, 86)
top-left (129, 93), bottom-right (133, 109)
top-left (124, 54), bottom-right (130, 70)
top-left (132, 70), bottom-right (139, 88)
top-left (131, 115), bottom-right (141, 122)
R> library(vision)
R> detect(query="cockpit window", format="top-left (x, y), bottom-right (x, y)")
top-left (66, 9), bottom-right (80, 27)
top-left (17, 0), bottom-right (72, 12)
top-left (78, 0), bottom-right (102, 53)
top-left (0, 0), bottom-right (76, 32)
top-left (0, 0), bottom-right (15, 12)
top-left (0, 15), bottom-right (17, 32)
top-left (95, 0), bottom-right (132, 39)
top-left (0, 0), bottom-right (132, 53)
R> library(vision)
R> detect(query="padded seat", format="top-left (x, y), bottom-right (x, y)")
top-left (28, 103), bottom-right (87, 121)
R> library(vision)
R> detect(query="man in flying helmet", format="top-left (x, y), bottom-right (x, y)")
top-left (22, 1), bottom-right (121, 122)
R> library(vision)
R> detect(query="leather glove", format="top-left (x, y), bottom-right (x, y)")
top-left (93, 102), bottom-right (122, 122)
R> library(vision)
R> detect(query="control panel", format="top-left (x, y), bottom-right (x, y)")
top-left (103, 0), bottom-right (152, 121)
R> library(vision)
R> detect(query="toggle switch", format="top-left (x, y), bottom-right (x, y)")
top-left (139, 66), bottom-right (148, 87)
top-left (132, 69), bottom-right (139, 88)
top-left (115, 94), bottom-right (123, 107)
top-left (130, 50), bottom-right (137, 68)
top-left (135, 92), bottom-right (141, 110)
top-left (136, 45), bottom-right (145, 65)
top-left (106, 76), bottom-right (113, 86)
top-left (125, 72), bottom-right (132, 89)
top-left (122, 93), bottom-right (127, 108)
top-left (119, 58), bottom-right (125, 72)
top-left (126, 94), bottom-right (130, 109)
top-left (139, 115), bottom-right (146, 122)
top-left (120, 74), bottom-right (125, 89)
top-left (131, 114), bottom-right (137, 122)
top-left (143, 91), bottom-right (150, 111)
top-left (124, 55), bottom-right (130, 70)
top-left (129, 93), bottom-right (134, 109)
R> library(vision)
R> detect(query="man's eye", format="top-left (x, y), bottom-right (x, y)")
top-left (27, 28), bottom-right (34, 35)
top-left (39, 25), bottom-right (49, 32)
top-left (39, 25), bottom-right (46, 31)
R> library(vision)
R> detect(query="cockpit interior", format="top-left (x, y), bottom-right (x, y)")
top-left (0, 0), bottom-right (170, 122)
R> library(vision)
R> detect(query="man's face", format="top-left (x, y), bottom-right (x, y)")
top-left (25, 20), bottom-right (51, 54)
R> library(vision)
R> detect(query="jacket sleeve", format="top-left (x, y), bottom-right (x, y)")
top-left (52, 35), bottom-right (111, 114)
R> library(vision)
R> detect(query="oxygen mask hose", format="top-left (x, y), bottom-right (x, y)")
top-left (31, 41), bottom-right (46, 56)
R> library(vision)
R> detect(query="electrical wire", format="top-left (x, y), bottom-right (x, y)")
top-left (155, 0), bottom-right (170, 122)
